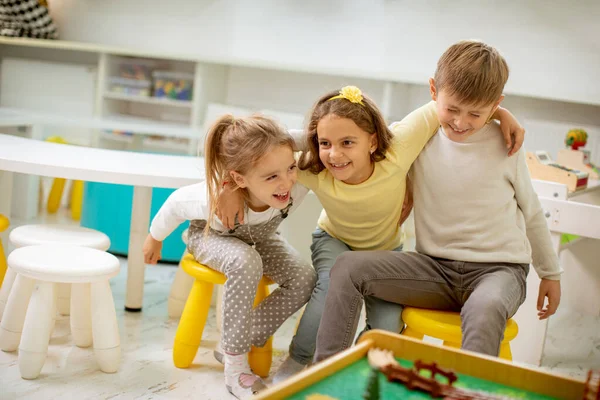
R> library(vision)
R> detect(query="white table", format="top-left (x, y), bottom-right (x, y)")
top-left (0, 133), bottom-right (203, 311)
top-left (511, 178), bottom-right (600, 366)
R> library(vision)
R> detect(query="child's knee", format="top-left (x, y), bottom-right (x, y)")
top-left (226, 248), bottom-right (263, 278)
top-left (330, 252), bottom-right (369, 283)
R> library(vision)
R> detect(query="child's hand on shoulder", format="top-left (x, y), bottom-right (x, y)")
top-left (493, 107), bottom-right (525, 156)
top-left (216, 184), bottom-right (245, 229)
top-left (143, 233), bottom-right (163, 264)
top-left (537, 278), bottom-right (561, 320)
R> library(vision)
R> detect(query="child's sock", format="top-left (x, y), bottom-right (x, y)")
top-left (272, 356), bottom-right (306, 384)
top-left (224, 353), bottom-right (266, 399)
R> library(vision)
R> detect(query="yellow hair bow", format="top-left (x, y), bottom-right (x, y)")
top-left (328, 86), bottom-right (365, 106)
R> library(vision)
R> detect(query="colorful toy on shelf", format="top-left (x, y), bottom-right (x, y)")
top-left (526, 150), bottom-right (589, 192)
top-left (152, 71), bottom-right (193, 101)
top-left (565, 129), bottom-right (588, 151)
top-left (557, 129), bottom-right (599, 180)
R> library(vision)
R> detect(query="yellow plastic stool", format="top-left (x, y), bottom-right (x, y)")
top-left (173, 254), bottom-right (274, 377)
top-left (402, 307), bottom-right (518, 360)
top-left (0, 214), bottom-right (8, 287)
top-left (45, 136), bottom-right (84, 221)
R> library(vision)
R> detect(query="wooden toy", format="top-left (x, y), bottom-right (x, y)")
top-left (253, 330), bottom-right (587, 400)
top-left (557, 129), bottom-right (598, 180)
top-left (526, 150), bottom-right (589, 192)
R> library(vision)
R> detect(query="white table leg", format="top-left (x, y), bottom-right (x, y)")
top-left (0, 274), bottom-right (35, 352)
top-left (91, 280), bottom-right (120, 373)
top-left (125, 186), bottom-right (152, 311)
top-left (19, 282), bottom-right (54, 379)
top-left (71, 282), bottom-right (92, 348)
top-left (57, 283), bottom-right (71, 316)
top-left (0, 267), bottom-right (17, 320)
top-left (168, 252), bottom-right (194, 318)
top-left (0, 171), bottom-right (13, 246)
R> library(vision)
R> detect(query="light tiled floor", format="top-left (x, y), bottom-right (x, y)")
top-left (0, 218), bottom-right (598, 399)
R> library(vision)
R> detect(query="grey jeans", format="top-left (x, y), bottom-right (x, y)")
top-left (314, 251), bottom-right (528, 362)
top-left (289, 228), bottom-right (404, 364)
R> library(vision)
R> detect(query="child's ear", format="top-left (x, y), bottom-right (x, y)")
top-left (489, 94), bottom-right (506, 118)
top-left (429, 78), bottom-right (437, 101)
top-left (229, 171), bottom-right (247, 188)
top-left (370, 135), bottom-right (378, 154)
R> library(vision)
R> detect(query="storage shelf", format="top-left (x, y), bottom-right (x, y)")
top-left (103, 91), bottom-right (193, 108)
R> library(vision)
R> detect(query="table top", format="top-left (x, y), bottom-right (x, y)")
top-left (0, 133), bottom-right (203, 188)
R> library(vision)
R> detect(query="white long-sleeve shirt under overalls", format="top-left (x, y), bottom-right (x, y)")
top-left (150, 182), bottom-right (317, 354)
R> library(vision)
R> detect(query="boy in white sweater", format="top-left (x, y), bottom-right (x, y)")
top-left (314, 40), bottom-right (562, 361)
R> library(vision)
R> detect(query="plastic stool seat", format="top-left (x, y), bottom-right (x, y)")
top-left (7, 245), bottom-right (120, 283)
top-left (10, 224), bottom-right (110, 251)
top-left (402, 307), bottom-right (518, 361)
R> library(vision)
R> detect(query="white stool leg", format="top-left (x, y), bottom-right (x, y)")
top-left (0, 267), bottom-right (17, 321)
top-left (91, 280), bottom-right (120, 373)
top-left (0, 274), bottom-right (35, 351)
top-left (168, 260), bottom-right (194, 318)
top-left (57, 283), bottom-right (71, 316)
top-left (49, 286), bottom-right (57, 335)
top-left (216, 285), bottom-right (223, 334)
top-left (70, 283), bottom-right (92, 348)
top-left (19, 282), bottom-right (54, 379)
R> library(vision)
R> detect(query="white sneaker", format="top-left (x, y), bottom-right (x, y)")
top-left (272, 356), bottom-right (306, 385)
top-left (224, 353), bottom-right (267, 399)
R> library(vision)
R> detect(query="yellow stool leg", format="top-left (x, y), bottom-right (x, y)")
top-left (499, 342), bottom-right (512, 361)
top-left (0, 240), bottom-right (6, 289)
top-left (173, 280), bottom-right (213, 368)
top-left (248, 278), bottom-right (272, 378)
top-left (402, 326), bottom-right (425, 340)
top-left (70, 180), bottom-right (84, 221)
top-left (47, 178), bottom-right (66, 214)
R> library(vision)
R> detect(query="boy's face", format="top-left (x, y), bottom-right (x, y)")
top-left (429, 78), bottom-right (503, 143)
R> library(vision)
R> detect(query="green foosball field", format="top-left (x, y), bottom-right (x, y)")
top-left (255, 331), bottom-right (587, 400)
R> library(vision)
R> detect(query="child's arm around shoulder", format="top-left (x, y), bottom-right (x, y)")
top-left (389, 101), bottom-right (439, 171)
top-left (512, 148), bottom-right (562, 319)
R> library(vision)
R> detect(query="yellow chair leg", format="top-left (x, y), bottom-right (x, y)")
top-left (402, 326), bottom-right (425, 340)
top-left (173, 280), bottom-right (213, 368)
top-left (499, 342), bottom-right (513, 361)
top-left (443, 340), bottom-right (461, 349)
top-left (0, 240), bottom-right (6, 289)
top-left (70, 180), bottom-right (84, 221)
top-left (248, 278), bottom-right (273, 378)
top-left (47, 178), bottom-right (66, 214)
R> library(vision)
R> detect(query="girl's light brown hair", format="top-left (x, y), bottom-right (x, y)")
top-left (298, 89), bottom-right (393, 174)
top-left (434, 40), bottom-right (509, 107)
top-left (204, 114), bottom-right (294, 232)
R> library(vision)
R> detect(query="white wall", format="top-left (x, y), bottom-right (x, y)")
top-left (48, 0), bottom-right (600, 106)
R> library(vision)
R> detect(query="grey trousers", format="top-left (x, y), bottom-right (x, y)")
top-left (314, 251), bottom-right (528, 362)
top-left (289, 228), bottom-right (404, 365)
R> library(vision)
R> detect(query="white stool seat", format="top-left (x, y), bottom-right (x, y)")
top-left (7, 245), bottom-right (120, 283)
top-left (9, 224), bottom-right (110, 251)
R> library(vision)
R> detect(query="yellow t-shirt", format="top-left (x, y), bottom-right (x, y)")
top-left (298, 101), bottom-right (438, 251)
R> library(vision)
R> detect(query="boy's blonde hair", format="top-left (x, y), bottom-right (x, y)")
top-left (299, 88), bottom-right (393, 174)
top-left (204, 114), bottom-right (294, 232)
top-left (435, 40), bottom-right (509, 106)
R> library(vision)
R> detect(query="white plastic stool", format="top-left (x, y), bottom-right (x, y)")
top-left (0, 224), bottom-right (110, 320)
top-left (0, 244), bottom-right (120, 379)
